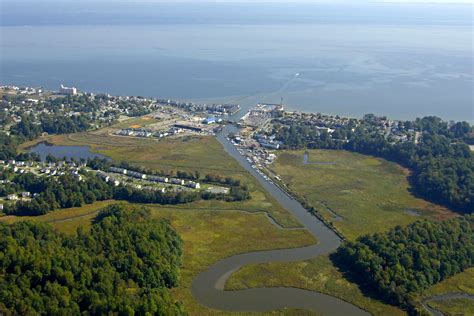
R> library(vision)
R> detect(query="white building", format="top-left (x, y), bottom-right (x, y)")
top-left (60, 84), bottom-right (77, 96)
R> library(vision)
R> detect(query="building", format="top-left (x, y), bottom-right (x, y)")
top-left (260, 141), bottom-right (281, 150)
top-left (174, 124), bottom-right (202, 132)
top-left (7, 194), bottom-right (18, 201)
top-left (109, 167), bottom-right (128, 175)
top-left (97, 171), bottom-right (110, 182)
top-left (21, 192), bottom-right (31, 198)
top-left (149, 175), bottom-right (169, 183)
top-left (204, 117), bottom-right (217, 125)
top-left (60, 84), bottom-right (77, 96)
top-left (128, 171), bottom-right (146, 179)
top-left (186, 181), bottom-right (201, 189)
top-left (170, 178), bottom-right (185, 185)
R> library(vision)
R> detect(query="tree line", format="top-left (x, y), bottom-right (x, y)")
top-left (0, 204), bottom-right (185, 315)
top-left (3, 171), bottom-right (250, 216)
top-left (274, 116), bottom-right (473, 213)
top-left (332, 215), bottom-right (474, 314)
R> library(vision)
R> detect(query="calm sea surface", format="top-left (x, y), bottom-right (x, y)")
top-left (1, 1), bottom-right (473, 121)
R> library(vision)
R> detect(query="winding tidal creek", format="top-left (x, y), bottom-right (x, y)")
top-left (191, 125), bottom-right (369, 315)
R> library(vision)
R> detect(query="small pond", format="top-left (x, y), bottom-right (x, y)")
top-left (28, 142), bottom-right (109, 161)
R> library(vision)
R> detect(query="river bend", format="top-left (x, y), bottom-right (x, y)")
top-left (191, 126), bottom-right (369, 315)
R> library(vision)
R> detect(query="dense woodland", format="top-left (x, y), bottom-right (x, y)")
top-left (333, 215), bottom-right (474, 314)
top-left (274, 116), bottom-right (473, 213)
top-left (2, 173), bottom-right (112, 216)
top-left (11, 113), bottom-right (92, 141)
top-left (0, 204), bottom-right (185, 315)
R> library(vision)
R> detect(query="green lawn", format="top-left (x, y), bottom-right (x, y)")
top-left (269, 149), bottom-right (455, 240)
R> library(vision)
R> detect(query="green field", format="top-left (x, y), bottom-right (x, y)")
top-left (269, 149), bottom-right (455, 240)
top-left (1, 200), bottom-right (316, 316)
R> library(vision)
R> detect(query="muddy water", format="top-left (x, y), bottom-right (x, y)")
top-left (191, 125), bottom-right (369, 315)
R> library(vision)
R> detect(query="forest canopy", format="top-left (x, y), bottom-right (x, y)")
top-left (0, 204), bottom-right (185, 315)
top-left (333, 215), bottom-right (474, 313)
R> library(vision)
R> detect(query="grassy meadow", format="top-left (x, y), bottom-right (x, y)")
top-left (269, 149), bottom-right (455, 240)
top-left (422, 268), bottom-right (474, 297)
top-left (20, 132), bottom-right (244, 176)
top-left (426, 298), bottom-right (474, 316)
top-left (416, 268), bottom-right (474, 315)
top-left (19, 132), bottom-right (301, 227)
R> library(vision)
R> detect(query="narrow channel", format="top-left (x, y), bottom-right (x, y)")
top-left (191, 125), bottom-right (369, 315)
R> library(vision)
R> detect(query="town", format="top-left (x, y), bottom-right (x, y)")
top-left (0, 84), bottom-right (239, 139)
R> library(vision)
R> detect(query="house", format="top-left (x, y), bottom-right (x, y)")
top-left (187, 181), bottom-right (201, 189)
top-left (97, 171), bottom-right (110, 182)
top-left (7, 194), bottom-right (18, 201)
top-left (149, 175), bottom-right (168, 183)
top-left (21, 192), bottom-right (31, 198)
top-left (109, 167), bottom-right (128, 174)
top-left (128, 171), bottom-right (146, 179)
top-left (170, 178), bottom-right (185, 185)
